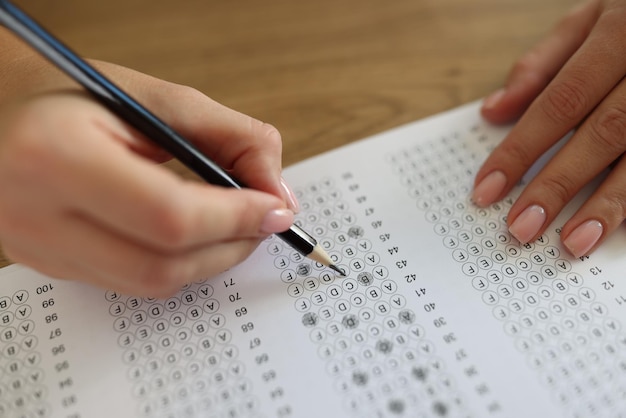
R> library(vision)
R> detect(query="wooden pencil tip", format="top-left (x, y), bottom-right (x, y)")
top-left (308, 244), bottom-right (346, 276)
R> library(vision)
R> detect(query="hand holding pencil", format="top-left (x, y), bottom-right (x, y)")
top-left (0, 28), bottom-right (301, 296)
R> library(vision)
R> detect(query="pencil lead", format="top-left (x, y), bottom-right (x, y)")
top-left (330, 264), bottom-right (347, 277)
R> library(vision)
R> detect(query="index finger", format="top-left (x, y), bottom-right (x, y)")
top-left (93, 62), bottom-right (286, 199)
top-left (140, 82), bottom-right (284, 197)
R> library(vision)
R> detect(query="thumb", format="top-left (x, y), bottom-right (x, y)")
top-left (179, 185), bottom-right (296, 245)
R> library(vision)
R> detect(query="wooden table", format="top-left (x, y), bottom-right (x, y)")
top-left (0, 0), bottom-right (577, 267)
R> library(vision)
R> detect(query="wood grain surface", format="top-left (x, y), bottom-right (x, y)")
top-left (0, 0), bottom-right (578, 267)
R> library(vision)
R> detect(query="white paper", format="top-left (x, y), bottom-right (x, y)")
top-left (2, 101), bottom-right (626, 418)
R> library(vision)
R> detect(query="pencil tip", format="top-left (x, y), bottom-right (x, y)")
top-left (330, 264), bottom-right (346, 277)
top-left (307, 244), bottom-right (346, 276)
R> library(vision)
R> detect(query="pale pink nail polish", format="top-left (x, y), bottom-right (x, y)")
top-left (472, 171), bottom-right (507, 207)
top-left (508, 205), bottom-right (546, 244)
top-left (563, 220), bottom-right (603, 258)
top-left (260, 208), bottom-right (294, 234)
top-left (280, 177), bottom-right (300, 214)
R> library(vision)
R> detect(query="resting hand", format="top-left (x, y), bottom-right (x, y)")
top-left (472, 0), bottom-right (626, 258)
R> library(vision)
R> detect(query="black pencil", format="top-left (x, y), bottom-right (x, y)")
top-left (0, 0), bottom-right (345, 277)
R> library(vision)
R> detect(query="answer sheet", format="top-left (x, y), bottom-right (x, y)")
top-left (1, 101), bottom-right (626, 418)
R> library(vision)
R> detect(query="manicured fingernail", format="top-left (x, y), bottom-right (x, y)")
top-left (472, 170), bottom-right (507, 207)
top-left (508, 205), bottom-right (546, 244)
top-left (483, 88), bottom-right (506, 111)
top-left (260, 208), bottom-right (294, 234)
top-left (280, 177), bottom-right (300, 213)
top-left (563, 220), bottom-right (603, 258)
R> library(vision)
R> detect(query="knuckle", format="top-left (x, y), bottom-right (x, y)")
top-left (178, 85), bottom-right (207, 103)
top-left (540, 77), bottom-right (589, 125)
top-left (146, 193), bottom-right (196, 249)
top-left (152, 83), bottom-right (209, 116)
top-left (537, 172), bottom-right (578, 206)
top-left (510, 53), bottom-right (540, 79)
top-left (587, 106), bottom-right (626, 152)
top-left (599, 189), bottom-right (626, 224)
top-left (498, 139), bottom-right (536, 169)
top-left (161, 82), bottom-right (204, 102)
top-left (508, 52), bottom-right (549, 92)
top-left (250, 118), bottom-right (282, 149)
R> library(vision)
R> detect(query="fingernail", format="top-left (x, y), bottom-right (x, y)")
top-left (260, 208), bottom-right (294, 234)
top-left (483, 88), bottom-right (506, 111)
top-left (280, 177), bottom-right (300, 213)
top-left (508, 205), bottom-right (546, 244)
top-left (472, 170), bottom-right (507, 207)
top-left (563, 220), bottom-right (603, 258)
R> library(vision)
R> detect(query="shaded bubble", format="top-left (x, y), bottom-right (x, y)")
top-left (297, 264), bottom-right (312, 276)
top-left (357, 272), bottom-right (374, 286)
top-left (342, 314), bottom-right (359, 329)
top-left (376, 339), bottom-right (393, 355)
top-left (388, 399), bottom-right (406, 415)
top-left (432, 401), bottom-right (449, 416)
top-left (301, 312), bottom-right (318, 327)
top-left (398, 309), bottom-right (416, 324)
top-left (411, 366), bottom-right (428, 382)
top-left (352, 370), bottom-right (369, 387)
top-left (347, 226), bottom-right (365, 239)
